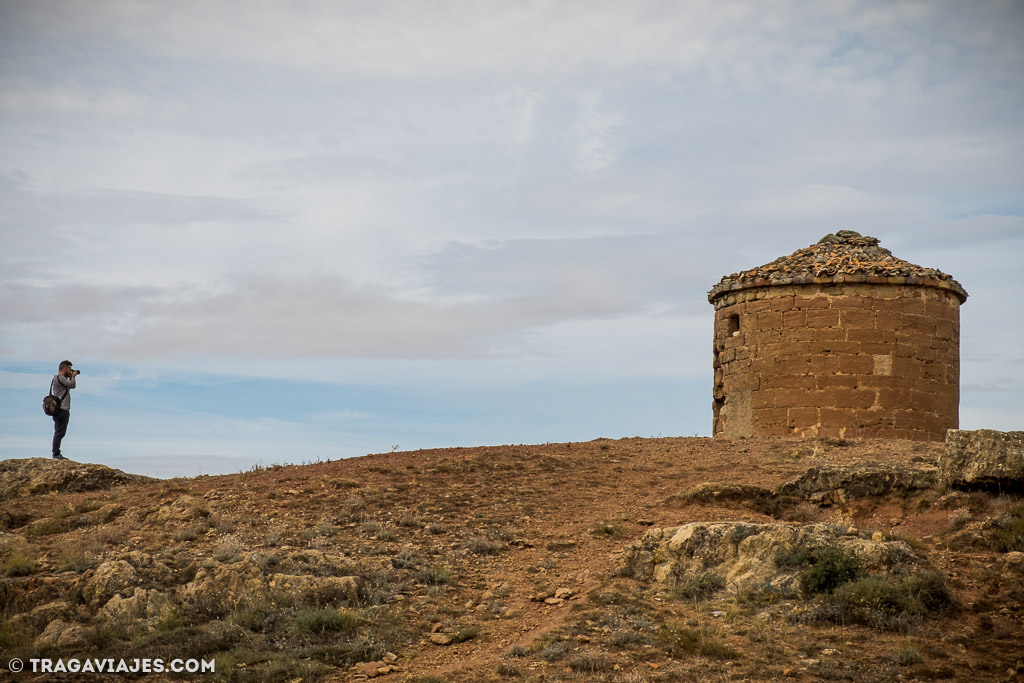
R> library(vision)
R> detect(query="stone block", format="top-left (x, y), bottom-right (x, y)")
top-left (805, 309), bottom-right (840, 327)
top-left (807, 341), bottom-right (860, 355)
top-left (745, 300), bottom-right (771, 313)
top-left (770, 297), bottom-right (795, 312)
top-left (774, 388), bottom-right (824, 408)
top-left (901, 315), bottom-right (937, 336)
top-left (837, 355), bottom-right (874, 374)
top-left (775, 356), bottom-right (812, 375)
top-left (846, 328), bottom-right (895, 344)
top-left (796, 296), bottom-right (831, 310)
top-left (757, 408), bottom-right (789, 426)
top-left (839, 309), bottom-right (876, 328)
top-left (782, 310), bottom-right (807, 328)
top-left (937, 430), bottom-right (1024, 489)
top-left (765, 374), bottom-right (817, 390)
top-left (816, 375), bottom-right (860, 389)
top-left (758, 311), bottom-right (784, 328)
top-left (787, 407), bottom-right (819, 427)
top-left (819, 408), bottom-right (863, 428)
top-left (830, 389), bottom-right (877, 409)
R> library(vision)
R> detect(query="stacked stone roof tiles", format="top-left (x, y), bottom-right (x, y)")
top-left (708, 230), bottom-right (968, 303)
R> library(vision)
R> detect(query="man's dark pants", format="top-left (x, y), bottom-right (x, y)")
top-left (52, 409), bottom-right (69, 456)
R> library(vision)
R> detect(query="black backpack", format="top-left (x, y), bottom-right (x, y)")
top-left (43, 383), bottom-right (64, 416)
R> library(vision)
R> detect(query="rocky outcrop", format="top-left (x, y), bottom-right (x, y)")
top-left (941, 429), bottom-right (1024, 490)
top-left (98, 588), bottom-right (174, 624)
top-left (82, 560), bottom-right (139, 607)
top-left (178, 556), bottom-right (364, 610)
top-left (35, 619), bottom-right (89, 649)
top-left (777, 462), bottom-right (937, 504)
top-left (0, 458), bottom-right (154, 501)
top-left (620, 522), bottom-right (919, 594)
top-left (675, 462), bottom-right (938, 510)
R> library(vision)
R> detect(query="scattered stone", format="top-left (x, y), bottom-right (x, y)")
top-left (544, 597), bottom-right (564, 606)
top-left (353, 660), bottom-right (392, 678)
top-left (430, 622), bottom-right (443, 633)
top-left (430, 633), bottom-right (453, 646)
top-left (576, 635), bottom-right (590, 642)
top-left (941, 429), bottom-right (1024, 489)
top-left (711, 610), bottom-right (726, 618)
top-left (553, 587), bottom-right (575, 600)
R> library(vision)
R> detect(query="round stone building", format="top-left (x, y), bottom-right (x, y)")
top-left (708, 230), bottom-right (967, 441)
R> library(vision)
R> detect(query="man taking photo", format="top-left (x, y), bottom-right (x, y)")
top-left (50, 360), bottom-right (79, 460)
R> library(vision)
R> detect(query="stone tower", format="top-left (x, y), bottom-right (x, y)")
top-left (708, 231), bottom-right (967, 441)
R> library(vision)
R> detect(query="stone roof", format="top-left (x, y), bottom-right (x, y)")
top-left (708, 230), bottom-right (967, 303)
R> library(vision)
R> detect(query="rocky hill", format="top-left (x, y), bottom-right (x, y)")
top-left (1, 434), bottom-right (1022, 682)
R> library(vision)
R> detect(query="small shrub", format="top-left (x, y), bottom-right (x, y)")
top-left (467, 537), bottom-right (502, 556)
top-left (671, 571), bottom-right (725, 600)
top-left (503, 645), bottom-right (527, 658)
top-left (54, 546), bottom-right (98, 573)
top-left (538, 641), bottom-right (570, 662)
top-left (948, 507), bottom-right (972, 532)
top-left (610, 629), bottom-right (649, 648)
top-left (496, 662), bottom-right (521, 677)
top-left (799, 546), bottom-right (863, 595)
top-left (991, 502), bottom-right (1024, 552)
top-left (212, 537), bottom-right (243, 563)
top-left (426, 524), bottom-right (446, 535)
top-left (397, 514), bottom-right (423, 528)
top-left (3, 550), bottom-right (37, 577)
top-left (730, 524), bottom-right (760, 545)
top-left (391, 547), bottom-right (420, 570)
top-left (415, 565), bottom-right (453, 585)
top-left (24, 517), bottom-right (70, 537)
top-left (774, 546), bottom-right (811, 568)
top-left (809, 571), bottom-right (956, 631)
top-left (290, 608), bottom-right (361, 637)
top-left (895, 647), bottom-right (923, 666)
top-left (568, 652), bottom-right (613, 673)
top-left (899, 570), bottom-right (957, 614)
top-left (657, 623), bottom-right (741, 660)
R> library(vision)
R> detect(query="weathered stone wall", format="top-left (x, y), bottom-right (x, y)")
top-left (711, 282), bottom-right (962, 441)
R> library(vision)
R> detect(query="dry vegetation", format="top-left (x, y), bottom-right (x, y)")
top-left (2, 436), bottom-right (1023, 681)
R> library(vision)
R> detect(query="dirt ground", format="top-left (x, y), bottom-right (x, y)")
top-left (3, 436), bottom-right (1023, 682)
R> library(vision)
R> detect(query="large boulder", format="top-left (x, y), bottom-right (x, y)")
top-left (620, 522), bottom-right (919, 594)
top-left (0, 459), bottom-right (154, 501)
top-left (941, 429), bottom-right (1024, 490)
top-left (266, 574), bottom-right (363, 606)
top-left (777, 462), bottom-right (938, 504)
top-left (82, 560), bottom-right (139, 607)
top-left (98, 588), bottom-right (174, 624)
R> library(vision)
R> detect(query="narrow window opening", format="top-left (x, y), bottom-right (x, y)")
top-left (726, 314), bottom-right (740, 336)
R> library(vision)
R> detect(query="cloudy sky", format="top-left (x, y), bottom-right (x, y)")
top-left (1, 1), bottom-right (1021, 477)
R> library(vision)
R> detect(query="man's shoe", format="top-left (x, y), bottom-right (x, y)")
top-left (52, 454), bottom-right (68, 460)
